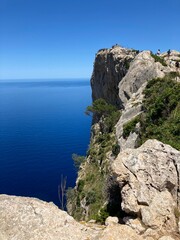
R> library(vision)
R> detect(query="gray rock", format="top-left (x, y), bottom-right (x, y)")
top-left (112, 139), bottom-right (180, 234)
top-left (98, 224), bottom-right (144, 240)
top-left (105, 216), bottom-right (118, 226)
top-left (0, 195), bottom-right (100, 240)
top-left (116, 82), bottom-right (146, 151)
top-left (91, 46), bottom-right (137, 107)
top-left (0, 194), bottom-right (147, 240)
top-left (118, 51), bottom-right (166, 107)
top-left (123, 217), bottom-right (146, 234)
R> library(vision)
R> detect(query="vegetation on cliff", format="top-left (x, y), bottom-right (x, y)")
top-left (123, 73), bottom-right (180, 150)
top-left (150, 52), bottom-right (167, 66)
top-left (67, 99), bottom-right (121, 222)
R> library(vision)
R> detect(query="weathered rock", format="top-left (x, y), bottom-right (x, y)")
top-left (105, 216), bottom-right (118, 226)
top-left (116, 81), bottom-right (145, 151)
top-left (112, 139), bottom-right (180, 234)
top-left (158, 236), bottom-right (175, 240)
top-left (123, 217), bottom-right (146, 234)
top-left (91, 45), bottom-right (137, 107)
top-left (0, 195), bottom-right (100, 240)
top-left (98, 224), bottom-right (144, 240)
top-left (118, 51), bottom-right (167, 106)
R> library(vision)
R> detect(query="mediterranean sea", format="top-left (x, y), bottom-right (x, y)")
top-left (0, 79), bottom-right (91, 206)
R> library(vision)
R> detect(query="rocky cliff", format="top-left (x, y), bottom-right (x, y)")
top-left (0, 45), bottom-right (180, 240)
top-left (67, 45), bottom-right (180, 239)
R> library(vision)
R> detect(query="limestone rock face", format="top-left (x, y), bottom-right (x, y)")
top-left (118, 51), bottom-right (168, 106)
top-left (91, 45), bottom-right (137, 107)
top-left (0, 195), bottom-right (100, 240)
top-left (115, 50), bottom-right (180, 151)
top-left (98, 224), bottom-right (144, 240)
top-left (112, 139), bottom-right (180, 234)
top-left (116, 82), bottom-right (145, 151)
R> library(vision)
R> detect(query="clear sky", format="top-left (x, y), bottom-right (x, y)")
top-left (0, 0), bottom-right (180, 80)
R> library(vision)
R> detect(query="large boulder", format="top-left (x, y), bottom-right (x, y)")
top-left (0, 195), bottom-right (100, 240)
top-left (112, 139), bottom-right (180, 235)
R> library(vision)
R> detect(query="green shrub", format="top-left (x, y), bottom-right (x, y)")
top-left (104, 111), bottom-right (121, 133)
top-left (94, 206), bottom-right (109, 224)
top-left (139, 76), bottom-right (180, 150)
top-left (72, 154), bottom-right (85, 170)
top-left (123, 116), bottom-right (140, 138)
top-left (150, 53), bottom-right (167, 66)
top-left (86, 191), bottom-right (96, 204)
top-left (77, 180), bottom-right (85, 192)
top-left (69, 99), bottom-right (121, 221)
top-left (124, 59), bottom-right (130, 69)
top-left (112, 143), bottom-right (120, 156)
top-left (85, 98), bottom-right (118, 117)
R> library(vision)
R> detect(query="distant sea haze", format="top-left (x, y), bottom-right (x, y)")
top-left (0, 79), bottom-right (91, 206)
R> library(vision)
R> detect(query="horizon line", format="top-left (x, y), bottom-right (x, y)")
top-left (0, 77), bottom-right (90, 81)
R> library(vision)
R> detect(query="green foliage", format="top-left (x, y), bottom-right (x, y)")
top-left (104, 110), bottom-right (121, 133)
top-left (72, 154), bottom-right (85, 170)
top-left (86, 191), bottom-right (96, 205)
top-left (131, 49), bottom-right (140, 54)
top-left (150, 53), bottom-right (167, 66)
top-left (167, 71), bottom-right (180, 79)
top-left (77, 180), bottom-right (85, 192)
top-left (85, 98), bottom-right (118, 118)
top-left (124, 59), bottom-right (131, 69)
top-left (67, 99), bottom-right (121, 222)
top-left (139, 76), bottom-right (180, 150)
top-left (112, 143), bottom-right (120, 156)
top-left (123, 116), bottom-right (140, 138)
top-left (94, 206), bottom-right (109, 224)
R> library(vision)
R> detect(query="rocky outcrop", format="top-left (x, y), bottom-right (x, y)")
top-left (116, 50), bottom-right (180, 151)
top-left (98, 224), bottom-right (144, 240)
top-left (0, 194), bottom-right (163, 240)
top-left (91, 45), bottom-right (137, 107)
top-left (92, 46), bottom-right (180, 151)
top-left (0, 195), bottom-right (101, 240)
top-left (112, 139), bottom-right (180, 237)
top-left (118, 51), bottom-right (166, 106)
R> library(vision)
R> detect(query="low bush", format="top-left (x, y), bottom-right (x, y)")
top-left (139, 76), bottom-right (180, 150)
top-left (72, 154), bottom-right (85, 170)
top-left (150, 53), bottom-right (167, 66)
top-left (112, 143), bottom-right (120, 156)
top-left (123, 115), bottom-right (140, 138)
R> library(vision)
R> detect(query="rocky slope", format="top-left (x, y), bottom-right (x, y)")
top-left (0, 45), bottom-right (180, 240)
top-left (112, 139), bottom-right (180, 238)
top-left (68, 45), bottom-right (180, 238)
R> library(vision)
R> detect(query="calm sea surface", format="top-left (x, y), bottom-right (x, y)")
top-left (0, 79), bottom-right (92, 206)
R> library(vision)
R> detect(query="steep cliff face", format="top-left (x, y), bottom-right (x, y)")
top-left (68, 45), bottom-right (180, 239)
top-left (91, 45), bottom-right (137, 107)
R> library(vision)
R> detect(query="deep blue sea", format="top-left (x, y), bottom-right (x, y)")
top-left (0, 79), bottom-right (92, 206)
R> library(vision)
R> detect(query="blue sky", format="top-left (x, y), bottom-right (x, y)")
top-left (0, 0), bottom-right (180, 79)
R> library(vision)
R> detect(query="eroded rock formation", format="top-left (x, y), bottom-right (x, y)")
top-left (112, 139), bottom-right (180, 237)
